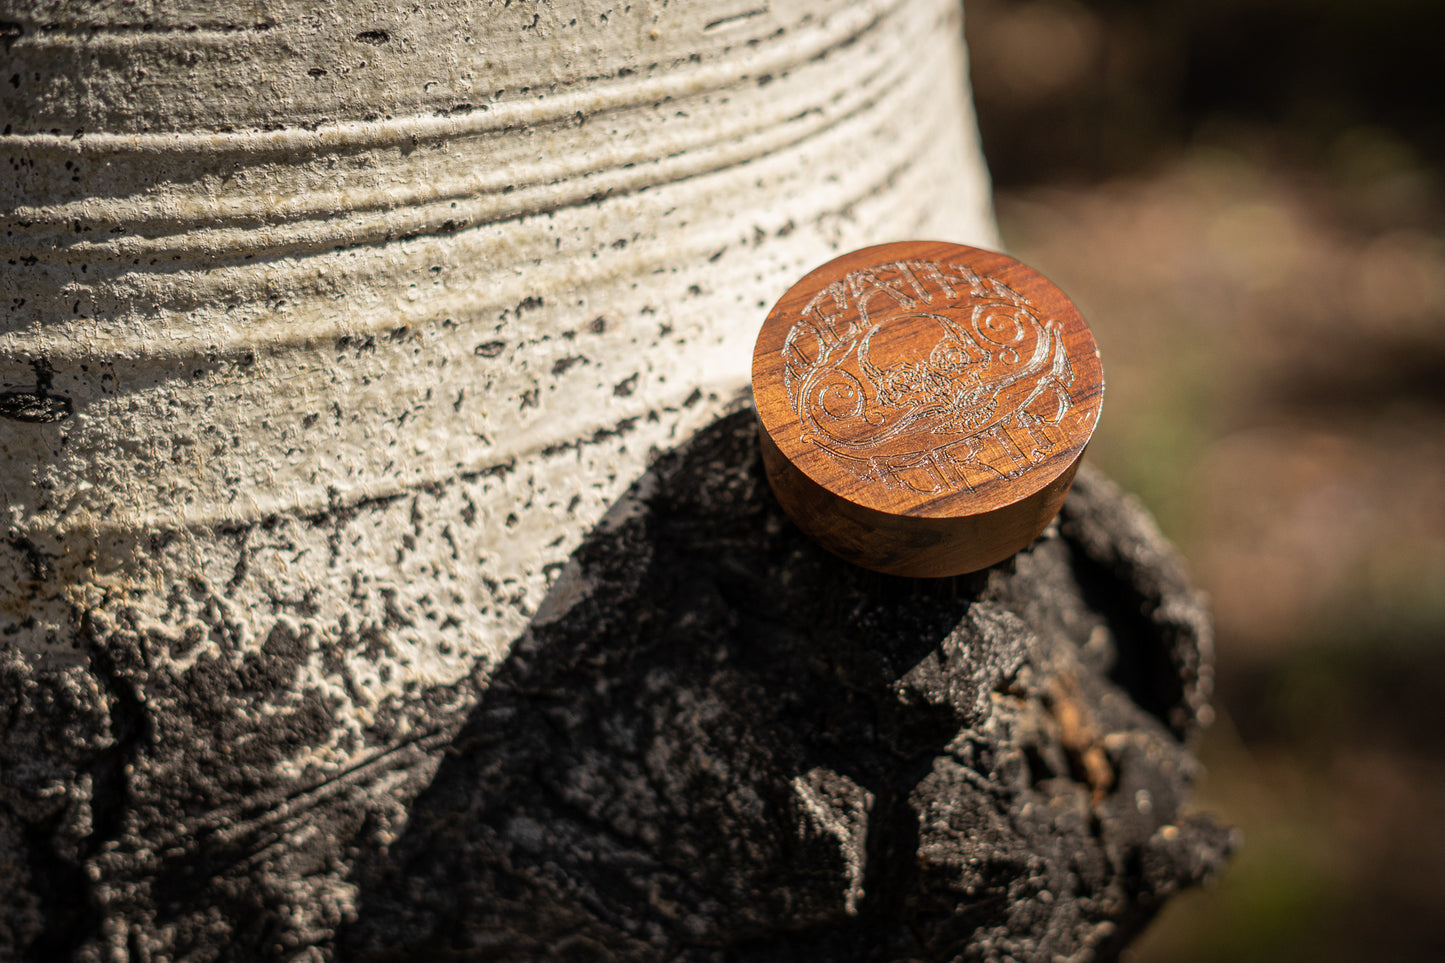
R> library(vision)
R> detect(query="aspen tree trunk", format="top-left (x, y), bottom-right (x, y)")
top-left (0, 1), bottom-right (999, 957)
top-left (1, 0), bottom-right (994, 684)
top-left (1, 2), bottom-right (1229, 960)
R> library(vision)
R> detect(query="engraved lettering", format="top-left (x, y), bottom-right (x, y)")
top-left (905, 259), bottom-right (957, 300)
top-left (799, 282), bottom-right (851, 343)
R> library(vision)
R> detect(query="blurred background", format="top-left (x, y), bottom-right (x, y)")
top-left (962, 0), bottom-right (1445, 959)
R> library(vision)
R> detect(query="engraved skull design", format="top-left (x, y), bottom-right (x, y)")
top-left (780, 259), bottom-right (1077, 495)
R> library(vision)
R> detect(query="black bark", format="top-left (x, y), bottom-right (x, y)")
top-left (340, 407), bottom-right (1233, 961)
top-left (0, 407), bottom-right (1232, 961)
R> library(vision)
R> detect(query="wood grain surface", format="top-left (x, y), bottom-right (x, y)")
top-left (752, 240), bottom-right (1103, 576)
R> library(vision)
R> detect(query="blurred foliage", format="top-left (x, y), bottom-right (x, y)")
top-left (965, 1), bottom-right (1445, 959)
top-left (968, 0), bottom-right (1445, 188)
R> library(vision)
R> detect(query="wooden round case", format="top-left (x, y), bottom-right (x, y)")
top-left (752, 241), bottom-right (1103, 577)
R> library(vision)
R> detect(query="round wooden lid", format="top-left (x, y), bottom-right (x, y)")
top-left (752, 241), bottom-right (1103, 577)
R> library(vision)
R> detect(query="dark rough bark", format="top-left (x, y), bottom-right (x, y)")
top-left (0, 406), bottom-right (1233, 961)
top-left (340, 407), bottom-right (1234, 961)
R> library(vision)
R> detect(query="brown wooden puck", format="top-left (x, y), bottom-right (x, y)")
top-left (751, 241), bottom-right (1104, 577)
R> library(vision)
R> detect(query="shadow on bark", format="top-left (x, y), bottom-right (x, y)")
top-left (338, 407), bottom-right (1234, 962)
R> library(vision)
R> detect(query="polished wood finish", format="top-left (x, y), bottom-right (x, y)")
top-left (752, 241), bottom-right (1103, 576)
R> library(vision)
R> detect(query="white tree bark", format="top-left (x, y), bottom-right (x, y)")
top-left (0, 1), bottom-right (998, 954)
top-left (2, 0), bottom-right (995, 741)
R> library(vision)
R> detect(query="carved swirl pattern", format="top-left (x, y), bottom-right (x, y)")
top-left (780, 258), bottom-right (1078, 495)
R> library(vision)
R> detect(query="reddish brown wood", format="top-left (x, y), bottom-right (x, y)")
top-left (751, 241), bottom-right (1103, 577)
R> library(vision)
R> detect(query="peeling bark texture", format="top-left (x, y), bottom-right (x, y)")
top-left (336, 407), bottom-right (1232, 962)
